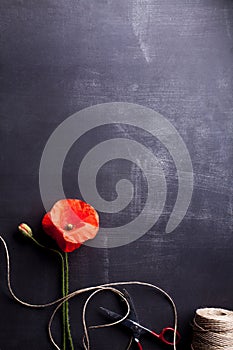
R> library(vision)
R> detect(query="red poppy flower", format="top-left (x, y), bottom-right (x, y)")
top-left (42, 199), bottom-right (99, 252)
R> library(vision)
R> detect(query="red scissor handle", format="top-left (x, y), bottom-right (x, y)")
top-left (151, 327), bottom-right (181, 345)
top-left (135, 339), bottom-right (143, 350)
top-left (137, 343), bottom-right (143, 350)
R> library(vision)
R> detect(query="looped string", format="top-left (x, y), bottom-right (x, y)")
top-left (0, 235), bottom-right (178, 350)
top-left (81, 287), bottom-right (131, 350)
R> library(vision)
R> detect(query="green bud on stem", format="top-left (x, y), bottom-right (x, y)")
top-left (18, 223), bottom-right (33, 238)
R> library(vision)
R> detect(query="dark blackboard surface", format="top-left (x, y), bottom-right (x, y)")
top-left (0, 0), bottom-right (233, 349)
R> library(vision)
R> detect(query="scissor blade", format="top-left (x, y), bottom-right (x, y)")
top-left (99, 307), bottom-right (123, 321)
top-left (99, 307), bottom-right (143, 337)
top-left (122, 289), bottom-right (139, 324)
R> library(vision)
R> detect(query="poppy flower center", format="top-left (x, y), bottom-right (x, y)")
top-left (65, 224), bottom-right (74, 231)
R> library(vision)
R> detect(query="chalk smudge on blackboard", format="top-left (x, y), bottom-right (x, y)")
top-left (223, 7), bottom-right (232, 41)
top-left (103, 248), bottom-right (110, 283)
top-left (131, 0), bottom-right (154, 63)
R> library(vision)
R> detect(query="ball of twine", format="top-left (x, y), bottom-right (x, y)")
top-left (192, 308), bottom-right (233, 350)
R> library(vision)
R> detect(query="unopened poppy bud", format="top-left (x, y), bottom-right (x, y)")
top-left (18, 223), bottom-right (33, 238)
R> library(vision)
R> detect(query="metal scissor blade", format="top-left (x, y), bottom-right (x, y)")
top-left (122, 289), bottom-right (140, 324)
top-left (99, 307), bottom-right (123, 322)
top-left (99, 307), bottom-right (143, 338)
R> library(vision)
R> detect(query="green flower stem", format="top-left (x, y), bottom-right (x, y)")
top-left (30, 237), bottom-right (67, 349)
top-left (61, 257), bottom-right (66, 350)
top-left (64, 252), bottom-right (74, 350)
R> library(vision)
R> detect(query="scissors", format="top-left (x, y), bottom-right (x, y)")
top-left (100, 289), bottom-right (180, 349)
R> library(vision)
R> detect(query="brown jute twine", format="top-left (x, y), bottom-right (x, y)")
top-left (0, 235), bottom-right (178, 350)
top-left (192, 308), bottom-right (233, 350)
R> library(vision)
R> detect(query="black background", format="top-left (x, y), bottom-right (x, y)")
top-left (0, 0), bottom-right (233, 349)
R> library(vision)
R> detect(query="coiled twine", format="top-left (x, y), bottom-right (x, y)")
top-left (192, 308), bottom-right (233, 350)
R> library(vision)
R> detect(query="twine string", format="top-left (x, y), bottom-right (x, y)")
top-left (81, 287), bottom-right (131, 350)
top-left (81, 288), bottom-right (134, 350)
top-left (0, 235), bottom-right (178, 350)
top-left (191, 308), bottom-right (233, 350)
